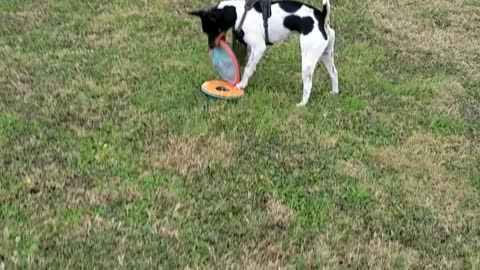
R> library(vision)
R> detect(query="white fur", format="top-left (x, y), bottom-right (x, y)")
top-left (218, 0), bottom-right (339, 106)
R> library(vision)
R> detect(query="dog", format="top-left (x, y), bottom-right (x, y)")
top-left (189, 0), bottom-right (339, 106)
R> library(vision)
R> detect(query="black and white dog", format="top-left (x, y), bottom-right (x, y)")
top-left (189, 0), bottom-right (338, 106)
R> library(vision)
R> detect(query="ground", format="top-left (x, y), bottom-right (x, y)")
top-left (1, 0), bottom-right (479, 268)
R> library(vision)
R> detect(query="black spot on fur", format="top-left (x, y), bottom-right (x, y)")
top-left (278, 1), bottom-right (329, 40)
top-left (301, 17), bottom-right (314, 35)
top-left (233, 29), bottom-right (246, 45)
top-left (283, 15), bottom-right (314, 35)
top-left (222, 6), bottom-right (237, 28)
top-left (314, 4), bottom-right (328, 40)
top-left (278, 1), bottom-right (303, 13)
top-left (283, 15), bottom-right (302, 32)
top-left (253, 2), bottom-right (262, 13)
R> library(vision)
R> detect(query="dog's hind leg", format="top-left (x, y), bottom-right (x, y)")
top-left (297, 35), bottom-right (328, 107)
top-left (321, 28), bottom-right (339, 96)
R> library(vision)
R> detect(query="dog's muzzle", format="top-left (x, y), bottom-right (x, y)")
top-left (210, 32), bottom-right (226, 48)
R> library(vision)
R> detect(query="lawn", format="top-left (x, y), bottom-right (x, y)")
top-left (1, 0), bottom-right (479, 268)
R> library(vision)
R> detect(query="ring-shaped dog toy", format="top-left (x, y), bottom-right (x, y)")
top-left (201, 40), bottom-right (244, 99)
top-left (201, 80), bottom-right (244, 99)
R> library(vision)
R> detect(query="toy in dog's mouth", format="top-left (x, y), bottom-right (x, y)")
top-left (214, 32), bottom-right (227, 48)
top-left (209, 40), bottom-right (241, 85)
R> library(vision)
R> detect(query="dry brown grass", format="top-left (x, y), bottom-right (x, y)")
top-left (372, 132), bottom-right (475, 233)
top-left (65, 185), bottom-right (142, 207)
top-left (431, 80), bottom-right (465, 115)
top-left (316, 134), bottom-right (340, 149)
top-left (368, 0), bottom-right (480, 53)
top-left (0, 0), bottom-right (58, 43)
top-left (304, 235), bottom-right (426, 269)
top-left (281, 111), bottom-right (307, 131)
top-left (65, 213), bottom-right (126, 245)
top-left (87, 6), bottom-right (144, 48)
top-left (367, 0), bottom-right (480, 77)
top-left (0, 11), bottom-right (26, 35)
top-left (335, 160), bottom-right (392, 210)
top-left (150, 136), bottom-right (235, 178)
top-left (206, 240), bottom-right (292, 270)
top-left (65, 189), bottom-right (108, 206)
top-left (151, 223), bottom-right (180, 240)
top-left (266, 196), bottom-right (295, 227)
top-left (336, 159), bottom-right (368, 180)
top-left (93, 6), bottom-right (143, 27)
top-left (86, 28), bottom-right (129, 48)
top-left (281, 113), bottom-right (339, 149)
top-left (5, 69), bottom-right (34, 104)
top-left (372, 132), bottom-right (469, 180)
top-left (237, 241), bottom-right (293, 270)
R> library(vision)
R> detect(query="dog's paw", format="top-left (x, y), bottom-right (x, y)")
top-left (330, 90), bottom-right (339, 96)
top-left (296, 102), bottom-right (307, 107)
top-left (235, 81), bottom-right (247, 90)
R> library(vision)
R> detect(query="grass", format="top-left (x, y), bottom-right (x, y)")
top-left (1, 0), bottom-right (479, 268)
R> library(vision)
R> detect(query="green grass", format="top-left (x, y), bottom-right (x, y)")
top-left (1, 0), bottom-right (480, 268)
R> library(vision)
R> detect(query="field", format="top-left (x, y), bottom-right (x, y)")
top-left (1, 0), bottom-right (479, 268)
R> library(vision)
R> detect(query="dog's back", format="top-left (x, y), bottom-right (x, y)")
top-left (218, 0), bottom-right (331, 44)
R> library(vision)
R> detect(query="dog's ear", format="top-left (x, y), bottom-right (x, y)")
top-left (188, 10), bottom-right (205, 17)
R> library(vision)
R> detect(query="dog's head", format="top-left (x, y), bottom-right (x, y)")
top-left (189, 6), bottom-right (236, 48)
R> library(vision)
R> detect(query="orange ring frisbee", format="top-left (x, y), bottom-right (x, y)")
top-left (200, 40), bottom-right (244, 99)
top-left (201, 80), bottom-right (244, 99)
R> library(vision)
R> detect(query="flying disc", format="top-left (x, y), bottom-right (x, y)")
top-left (200, 80), bottom-right (244, 99)
top-left (209, 40), bottom-right (241, 85)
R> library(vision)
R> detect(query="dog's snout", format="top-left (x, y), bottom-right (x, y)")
top-left (208, 36), bottom-right (217, 48)
top-left (208, 32), bottom-right (226, 48)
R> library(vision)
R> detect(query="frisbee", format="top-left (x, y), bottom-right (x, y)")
top-left (200, 80), bottom-right (244, 99)
top-left (200, 40), bottom-right (243, 99)
top-left (208, 40), bottom-right (241, 85)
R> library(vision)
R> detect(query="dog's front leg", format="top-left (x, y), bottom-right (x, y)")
top-left (236, 43), bottom-right (266, 89)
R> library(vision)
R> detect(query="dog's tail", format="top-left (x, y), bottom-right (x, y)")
top-left (322, 0), bottom-right (330, 29)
